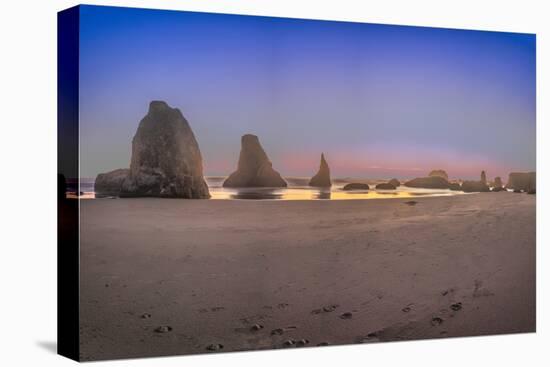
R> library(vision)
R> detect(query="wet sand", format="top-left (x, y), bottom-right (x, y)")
top-left (79, 192), bottom-right (535, 361)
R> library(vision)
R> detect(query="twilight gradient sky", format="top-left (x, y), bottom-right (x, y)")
top-left (79, 5), bottom-right (536, 180)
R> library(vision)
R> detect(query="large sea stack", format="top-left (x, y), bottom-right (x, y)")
top-left (309, 153), bottom-right (332, 187)
top-left (95, 101), bottom-right (210, 198)
top-left (223, 134), bottom-right (287, 188)
top-left (507, 172), bottom-right (536, 192)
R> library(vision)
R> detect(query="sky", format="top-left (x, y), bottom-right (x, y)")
top-left (78, 5), bottom-right (536, 180)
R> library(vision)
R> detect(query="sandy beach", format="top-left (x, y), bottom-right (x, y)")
top-left (79, 192), bottom-right (535, 361)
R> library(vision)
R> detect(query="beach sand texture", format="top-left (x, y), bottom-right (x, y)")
top-left (79, 192), bottom-right (535, 360)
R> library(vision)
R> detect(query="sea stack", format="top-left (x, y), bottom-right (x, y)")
top-left (106, 101), bottom-right (210, 198)
top-left (481, 170), bottom-right (487, 185)
top-left (507, 172), bottom-right (536, 192)
top-left (309, 153), bottom-right (332, 187)
top-left (404, 176), bottom-right (450, 189)
top-left (223, 134), bottom-right (287, 188)
top-left (461, 171), bottom-right (490, 193)
top-left (429, 169), bottom-right (449, 180)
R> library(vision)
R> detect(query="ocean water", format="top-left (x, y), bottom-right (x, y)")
top-left (74, 177), bottom-right (466, 200)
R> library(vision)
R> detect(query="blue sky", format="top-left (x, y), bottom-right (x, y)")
top-left (78, 5), bottom-right (536, 180)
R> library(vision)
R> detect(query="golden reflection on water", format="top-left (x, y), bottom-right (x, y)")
top-left (209, 187), bottom-right (460, 201)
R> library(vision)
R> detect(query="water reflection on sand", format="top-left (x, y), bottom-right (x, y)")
top-left (209, 186), bottom-right (463, 201)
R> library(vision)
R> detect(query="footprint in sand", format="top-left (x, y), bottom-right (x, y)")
top-left (431, 317), bottom-right (444, 326)
top-left (450, 302), bottom-right (462, 311)
top-left (277, 303), bottom-right (290, 309)
top-left (317, 342), bottom-right (330, 346)
top-left (271, 326), bottom-right (297, 336)
top-left (282, 339), bottom-right (295, 347)
top-left (401, 306), bottom-right (411, 313)
top-left (404, 201), bottom-right (418, 206)
top-left (296, 339), bottom-right (310, 347)
top-left (312, 304), bottom-right (339, 314)
top-left (140, 313), bottom-right (152, 319)
top-left (206, 343), bottom-right (224, 351)
top-left (154, 326), bottom-right (172, 333)
top-left (250, 323), bottom-right (264, 331)
top-left (340, 312), bottom-right (353, 320)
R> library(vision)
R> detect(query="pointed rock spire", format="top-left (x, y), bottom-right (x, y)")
top-left (309, 153), bottom-right (332, 187)
top-left (223, 134), bottom-right (287, 187)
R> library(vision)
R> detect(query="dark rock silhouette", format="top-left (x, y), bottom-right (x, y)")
top-left (461, 181), bottom-right (490, 192)
top-left (388, 178), bottom-right (401, 187)
top-left (58, 173), bottom-right (67, 201)
top-left (491, 177), bottom-right (505, 192)
top-left (462, 171), bottom-right (490, 193)
top-left (343, 183), bottom-right (370, 191)
top-left (223, 134), bottom-right (287, 188)
top-left (309, 153), bottom-right (332, 187)
top-left (449, 182), bottom-right (462, 191)
top-left (507, 172), bottom-right (536, 192)
top-left (429, 170), bottom-right (449, 180)
top-left (94, 168), bottom-right (129, 196)
top-left (103, 101), bottom-right (210, 198)
top-left (376, 183), bottom-right (396, 190)
top-left (404, 176), bottom-right (450, 189)
top-left (527, 189), bottom-right (536, 195)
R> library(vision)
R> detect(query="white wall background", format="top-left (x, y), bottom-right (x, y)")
top-left (0, 0), bottom-right (547, 366)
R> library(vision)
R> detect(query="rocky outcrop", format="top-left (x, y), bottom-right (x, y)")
top-left (493, 176), bottom-right (503, 189)
top-left (223, 134), bottom-right (287, 188)
top-left (343, 183), bottom-right (370, 191)
top-left (491, 176), bottom-right (505, 192)
top-left (507, 172), bottom-right (536, 192)
top-left (449, 182), bottom-right (462, 191)
top-left (481, 171), bottom-right (487, 185)
top-left (461, 171), bottom-right (490, 193)
top-left (94, 168), bottom-right (130, 196)
top-left (461, 180), bottom-right (490, 192)
top-left (113, 101), bottom-right (210, 198)
top-left (429, 170), bottom-right (449, 180)
top-left (309, 153), bottom-right (332, 187)
top-left (375, 183), bottom-right (396, 190)
top-left (404, 176), bottom-right (450, 189)
top-left (388, 178), bottom-right (401, 187)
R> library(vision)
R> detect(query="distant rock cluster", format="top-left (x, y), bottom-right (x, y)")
top-left (93, 101), bottom-right (536, 199)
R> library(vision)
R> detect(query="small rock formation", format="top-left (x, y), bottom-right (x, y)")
top-left (343, 183), bottom-right (370, 191)
top-left (388, 178), bottom-right (401, 187)
top-left (223, 134), bottom-right (287, 188)
top-left (491, 176), bottom-right (505, 192)
top-left (461, 171), bottom-right (490, 192)
top-left (429, 169), bottom-right (449, 180)
top-left (527, 189), bottom-right (536, 195)
top-left (309, 153), bottom-right (332, 187)
top-left (112, 101), bottom-right (210, 198)
top-left (94, 168), bottom-right (129, 196)
top-left (461, 180), bottom-right (490, 193)
top-left (404, 176), bottom-right (450, 189)
top-left (375, 182), bottom-right (396, 190)
top-left (449, 182), bottom-right (462, 191)
top-left (507, 172), bottom-right (536, 192)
